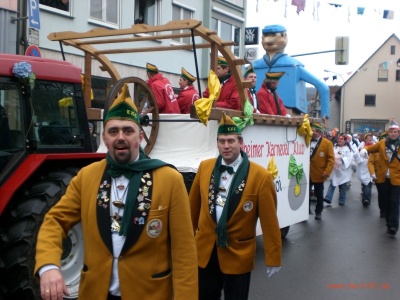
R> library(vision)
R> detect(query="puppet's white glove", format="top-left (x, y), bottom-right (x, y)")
top-left (285, 114), bottom-right (291, 117)
top-left (266, 266), bottom-right (281, 278)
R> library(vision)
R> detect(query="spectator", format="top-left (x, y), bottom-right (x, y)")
top-left (88, 122), bottom-right (97, 152)
top-left (146, 62), bottom-right (180, 113)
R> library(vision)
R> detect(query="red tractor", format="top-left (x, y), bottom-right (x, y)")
top-left (0, 53), bottom-right (105, 299)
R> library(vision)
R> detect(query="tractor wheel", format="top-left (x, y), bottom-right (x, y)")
top-left (105, 77), bottom-right (160, 155)
top-left (0, 169), bottom-right (83, 300)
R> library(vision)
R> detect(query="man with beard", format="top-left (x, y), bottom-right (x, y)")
top-left (362, 119), bottom-right (400, 236)
top-left (256, 72), bottom-right (289, 116)
top-left (203, 56), bottom-right (241, 110)
top-left (35, 85), bottom-right (198, 299)
top-left (189, 113), bottom-right (282, 300)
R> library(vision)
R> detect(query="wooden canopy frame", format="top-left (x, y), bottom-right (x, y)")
top-left (48, 19), bottom-right (309, 126)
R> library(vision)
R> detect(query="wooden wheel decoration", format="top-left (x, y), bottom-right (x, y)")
top-left (104, 77), bottom-right (159, 155)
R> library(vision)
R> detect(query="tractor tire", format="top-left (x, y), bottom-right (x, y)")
top-left (0, 169), bottom-right (83, 300)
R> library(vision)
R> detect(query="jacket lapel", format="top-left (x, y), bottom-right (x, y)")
top-left (96, 166), bottom-right (113, 255)
top-left (121, 171), bottom-right (154, 254)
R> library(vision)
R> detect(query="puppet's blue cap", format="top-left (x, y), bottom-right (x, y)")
top-left (262, 25), bottom-right (287, 34)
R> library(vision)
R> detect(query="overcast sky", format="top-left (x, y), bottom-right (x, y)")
top-left (245, 0), bottom-right (400, 84)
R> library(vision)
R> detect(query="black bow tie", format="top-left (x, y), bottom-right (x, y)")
top-left (219, 165), bottom-right (234, 174)
top-left (311, 139), bottom-right (318, 142)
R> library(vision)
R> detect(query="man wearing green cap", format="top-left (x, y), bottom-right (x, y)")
top-left (35, 88), bottom-right (198, 299)
top-left (203, 56), bottom-right (241, 110)
top-left (176, 67), bottom-right (199, 114)
top-left (309, 122), bottom-right (334, 220)
top-left (189, 113), bottom-right (282, 300)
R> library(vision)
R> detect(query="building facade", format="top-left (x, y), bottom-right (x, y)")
top-left (341, 34), bottom-right (400, 134)
top-left (1, 0), bottom-right (247, 100)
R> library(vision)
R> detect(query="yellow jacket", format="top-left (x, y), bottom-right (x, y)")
top-left (189, 158), bottom-right (282, 274)
top-left (35, 159), bottom-right (198, 300)
top-left (366, 139), bottom-right (400, 185)
top-left (368, 152), bottom-right (388, 183)
top-left (310, 137), bottom-right (335, 183)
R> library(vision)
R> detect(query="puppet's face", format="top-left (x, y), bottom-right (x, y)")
top-left (261, 32), bottom-right (288, 54)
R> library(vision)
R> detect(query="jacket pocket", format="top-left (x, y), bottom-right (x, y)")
top-left (152, 268), bottom-right (171, 278)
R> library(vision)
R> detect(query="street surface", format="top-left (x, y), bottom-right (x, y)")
top-left (249, 173), bottom-right (400, 300)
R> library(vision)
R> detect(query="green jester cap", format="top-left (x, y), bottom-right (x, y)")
top-left (104, 84), bottom-right (140, 126)
top-left (310, 122), bottom-right (324, 131)
top-left (218, 112), bottom-right (241, 135)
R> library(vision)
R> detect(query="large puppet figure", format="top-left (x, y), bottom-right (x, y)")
top-left (252, 25), bottom-right (330, 118)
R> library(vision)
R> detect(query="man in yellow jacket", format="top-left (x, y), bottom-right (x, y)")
top-left (368, 131), bottom-right (388, 218)
top-left (35, 86), bottom-right (198, 299)
top-left (189, 113), bottom-right (282, 300)
top-left (309, 122), bottom-right (334, 220)
top-left (363, 120), bottom-right (400, 236)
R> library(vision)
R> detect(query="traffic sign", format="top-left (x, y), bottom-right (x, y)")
top-left (28, 28), bottom-right (40, 46)
top-left (28, 0), bottom-right (41, 30)
top-left (25, 45), bottom-right (41, 57)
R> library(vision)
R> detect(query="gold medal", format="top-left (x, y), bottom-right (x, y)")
top-left (112, 200), bottom-right (125, 208)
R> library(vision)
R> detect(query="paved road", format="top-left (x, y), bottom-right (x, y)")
top-left (249, 173), bottom-right (400, 300)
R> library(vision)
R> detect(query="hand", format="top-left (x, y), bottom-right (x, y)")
top-left (285, 114), bottom-right (291, 117)
top-left (360, 148), bottom-right (368, 158)
top-left (266, 266), bottom-right (281, 278)
top-left (40, 269), bottom-right (69, 300)
top-left (371, 174), bottom-right (377, 180)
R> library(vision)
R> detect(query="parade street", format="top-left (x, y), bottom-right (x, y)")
top-left (249, 173), bottom-right (400, 300)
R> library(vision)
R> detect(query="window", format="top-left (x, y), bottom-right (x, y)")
top-left (396, 70), bottom-right (400, 82)
top-left (135, 0), bottom-right (160, 27)
top-left (0, 83), bottom-right (24, 173)
top-left (391, 45), bottom-right (396, 55)
top-left (90, 0), bottom-right (119, 26)
top-left (172, 4), bottom-right (194, 44)
top-left (212, 18), bottom-right (241, 57)
top-left (30, 80), bottom-right (83, 147)
top-left (39, 0), bottom-right (71, 14)
top-left (364, 95), bottom-right (376, 106)
top-left (378, 69), bottom-right (388, 81)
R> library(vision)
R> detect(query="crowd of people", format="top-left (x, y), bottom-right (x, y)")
top-left (309, 120), bottom-right (400, 238)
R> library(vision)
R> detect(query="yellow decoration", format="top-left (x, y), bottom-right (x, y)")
top-left (294, 184), bottom-right (301, 197)
top-left (297, 114), bottom-right (313, 147)
top-left (58, 97), bottom-right (73, 107)
top-left (267, 157), bottom-right (278, 180)
top-left (194, 70), bottom-right (221, 126)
